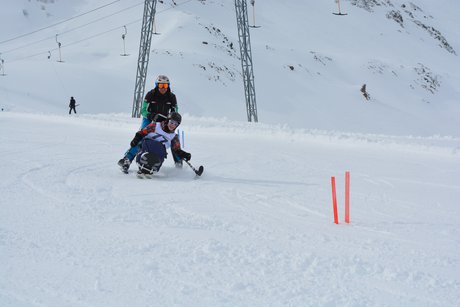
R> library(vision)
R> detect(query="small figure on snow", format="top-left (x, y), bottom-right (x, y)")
top-left (117, 112), bottom-right (192, 176)
top-left (360, 84), bottom-right (370, 101)
top-left (69, 96), bottom-right (77, 114)
top-left (141, 75), bottom-right (182, 165)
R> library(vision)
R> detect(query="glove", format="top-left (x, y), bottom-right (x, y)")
top-left (177, 149), bottom-right (191, 161)
top-left (130, 132), bottom-right (143, 147)
top-left (146, 113), bottom-right (155, 121)
top-left (154, 113), bottom-right (167, 122)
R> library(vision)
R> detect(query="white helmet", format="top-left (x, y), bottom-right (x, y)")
top-left (156, 75), bottom-right (170, 84)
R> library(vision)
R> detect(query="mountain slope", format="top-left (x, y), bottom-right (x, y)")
top-left (0, 0), bottom-right (459, 136)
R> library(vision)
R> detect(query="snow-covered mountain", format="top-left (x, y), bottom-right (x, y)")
top-left (1, 1), bottom-right (460, 306)
top-left (1, 0), bottom-right (459, 136)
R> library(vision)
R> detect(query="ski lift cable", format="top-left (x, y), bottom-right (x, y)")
top-left (1, 2), bottom-right (144, 55)
top-left (1, 36), bottom-right (51, 54)
top-left (59, 2), bottom-right (142, 36)
top-left (8, 23), bottom-right (135, 63)
top-left (1, 0), bottom-right (193, 48)
top-left (62, 24), bottom-right (135, 49)
top-left (0, 0), bottom-right (123, 45)
top-left (1, 0), bottom-right (193, 56)
top-left (6, 0), bottom-right (195, 63)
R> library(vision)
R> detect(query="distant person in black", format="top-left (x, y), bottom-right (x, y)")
top-left (69, 96), bottom-right (77, 114)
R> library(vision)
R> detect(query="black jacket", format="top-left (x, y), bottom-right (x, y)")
top-left (69, 97), bottom-right (76, 107)
top-left (142, 88), bottom-right (177, 118)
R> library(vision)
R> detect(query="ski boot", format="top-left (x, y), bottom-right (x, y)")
top-left (118, 157), bottom-right (131, 174)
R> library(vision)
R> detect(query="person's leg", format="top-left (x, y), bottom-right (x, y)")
top-left (140, 117), bottom-right (152, 129)
top-left (125, 144), bottom-right (140, 161)
top-left (118, 144), bottom-right (140, 172)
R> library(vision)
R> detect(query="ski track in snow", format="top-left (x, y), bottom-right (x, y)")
top-left (1, 112), bottom-right (460, 306)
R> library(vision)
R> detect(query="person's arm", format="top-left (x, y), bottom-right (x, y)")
top-left (171, 94), bottom-right (178, 113)
top-left (171, 134), bottom-right (181, 151)
top-left (141, 90), bottom-right (156, 118)
top-left (140, 100), bottom-right (150, 118)
top-left (130, 122), bottom-right (156, 147)
top-left (171, 135), bottom-right (191, 161)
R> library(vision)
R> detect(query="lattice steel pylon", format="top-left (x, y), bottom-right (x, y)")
top-left (132, 0), bottom-right (158, 118)
top-left (235, 0), bottom-right (258, 122)
top-left (132, 0), bottom-right (258, 122)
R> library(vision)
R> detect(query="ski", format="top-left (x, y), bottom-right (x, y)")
top-left (136, 170), bottom-right (154, 179)
top-left (136, 169), bottom-right (153, 179)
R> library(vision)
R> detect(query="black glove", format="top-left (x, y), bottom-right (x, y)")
top-left (146, 113), bottom-right (155, 121)
top-left (177, 149), bottom-right (191, 161)
top-left (154, 113), bottom-right (167, 122)
top-left (130, 132), bottom-right (143, 147)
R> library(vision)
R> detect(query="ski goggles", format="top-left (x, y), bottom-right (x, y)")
top-left (168, 119), bottom-right (179, 127)
top-left (157, 83), bottom-right (169, 89)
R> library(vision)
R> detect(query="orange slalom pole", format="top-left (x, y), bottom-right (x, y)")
top-left (331, 176), bottom-right (339, 224)
top-left (345, 171), bottom-right (350, 223)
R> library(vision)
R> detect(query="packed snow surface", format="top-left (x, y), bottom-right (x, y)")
top-left (1, 0), bottom-right (460, 305)
top-left (1, 112), bottom-right (459, 306)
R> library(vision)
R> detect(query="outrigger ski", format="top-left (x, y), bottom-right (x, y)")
top-left (136, 171), bottom-right (153, 179)
top-left (135, 152), bottom-right (159, 178)
top-left (195, 165), bottom-right (204, 176)
top-left (136, 165), bottom-right (155, 179)
top-left (184, 160), bottom-right (204, 176)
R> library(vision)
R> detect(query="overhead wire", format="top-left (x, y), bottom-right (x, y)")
top-left (8, 20), bottom-right (140, 63)
top-left (0, 0), bottom-right (123, 45)
top-left (1, 1), bottom-right (144, 55)
top-left (7, 0), bottom-right (195, 64)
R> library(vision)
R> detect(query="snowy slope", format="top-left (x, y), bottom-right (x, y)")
top-left (1, 0), bottom-right (460, 305)
top-left (1, 0), bottom-right (459, 136)
top-left (1, 112), bottom-right (460, 306)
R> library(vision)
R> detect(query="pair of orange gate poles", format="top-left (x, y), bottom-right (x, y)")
top-left (331, 171), bottom-right (350, 224)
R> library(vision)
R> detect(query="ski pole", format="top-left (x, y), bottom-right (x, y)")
top-left (183, 159), bottom-right (204, 176)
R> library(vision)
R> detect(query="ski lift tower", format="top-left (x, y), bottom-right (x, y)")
top-left (132, 0), bottom-right (158, 117)
top-left (132, 0), bottom-right (258, 122)
top-left (235, 0), bottom-right (258, 122)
